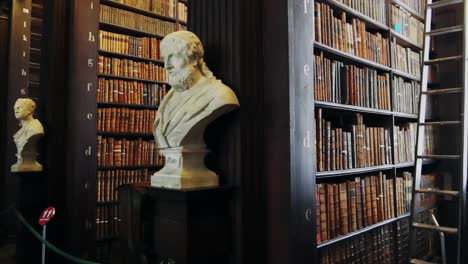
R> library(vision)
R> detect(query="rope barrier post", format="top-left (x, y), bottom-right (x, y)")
top-left (41, 224), bottom-right (46, 264)
top-left (38, 207), bottom-right (55, 264)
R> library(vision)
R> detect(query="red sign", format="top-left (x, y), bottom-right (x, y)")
top-left (39, 207), bottom-right (56, 226)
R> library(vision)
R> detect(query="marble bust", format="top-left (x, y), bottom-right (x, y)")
top-left (152, 31), bottom-right (239, 189)
top-left (11, 98), bottom-right (45, 172)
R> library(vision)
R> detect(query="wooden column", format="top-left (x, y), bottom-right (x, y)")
top-left (0, 6), bottom-right (10, 244)
top-left (2, 0), bottom-right (33, 243)
top-left (40, 0), bottom-right (70, 262)
top-left (263, 0), bottom-right (316, 263)
top-left (189, 0), bottom-right (265, 263)
top-left (64, 0), bottom-right (98, 259)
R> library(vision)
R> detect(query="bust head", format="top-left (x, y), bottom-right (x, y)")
top-left (160, 31), bottom-right (213, 92)
top-left (14, 98), bottom-right (36, 122)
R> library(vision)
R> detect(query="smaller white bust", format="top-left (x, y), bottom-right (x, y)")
top-left (11, 98), bottom-right (45, 172)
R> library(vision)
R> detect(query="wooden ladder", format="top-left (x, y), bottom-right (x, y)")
top-left (409, 0), bottom-right (467, 263)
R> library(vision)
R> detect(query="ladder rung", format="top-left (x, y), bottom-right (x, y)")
top-left (410, 259), bottom-right (437, 264)
top-left (428, 0), bottom-right (463, 9)
top-left (424, 55), bottom-right (463, 65)
top-left (418, 155), bottom-right (460, 159)
top-left (422, 88), bottom-right (463, 95)
top-left (427, 25), bottom-right (463, 36)
top-left (415, 189), bottom-right (459, 196)
top-left (419, 121), bottom-right (461, 126)
top-left (412, 223), bottom-right (458, 234)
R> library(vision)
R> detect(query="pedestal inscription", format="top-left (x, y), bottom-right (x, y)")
top-left (151, 147), bottom-right (218, 189)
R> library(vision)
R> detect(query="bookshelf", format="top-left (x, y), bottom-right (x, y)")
top-left (96, 0), bottom-right (187, 262)
top-left (65, 0), bottom-right (188, 262)
top-left (312, 0), bottom-right (432, 262)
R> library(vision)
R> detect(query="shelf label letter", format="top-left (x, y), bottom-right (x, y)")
top-left (87, 113), bottom-right (93, 120)
top-left (24, 21), bottom-right (27, 28)
top-left (88, 32), bottom-right (95, 42)
top-left (304, 0), bottom-right (310, 14)
top-left (20, 88), bottom-right (26, 95)
top-left (23, 35), bottom-right (28, 42)
top-left (303, 130), bottom-right (311, 148)
top-left (87, 83), bottom-right (93, 92)
top-left (88, 59), bottom-right (94, 67)
top-left (22, 8), bottom-right (29, 14)
top-left (305, 209), bottom-right (312, 221)
top-left (304, 64), bottom-right (310, 76)
top-left (85, 146), bottom-right (92, 156)
top-left (21, 69), bottom-right (27, 76)
top-left (90, 2), bottom-right (94, 9)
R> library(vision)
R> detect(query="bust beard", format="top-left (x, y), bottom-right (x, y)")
top-left (169, 66), bottom-right (195, 92)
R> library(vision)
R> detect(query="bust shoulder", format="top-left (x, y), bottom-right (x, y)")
top-left (26, 119), bottom-right (45, 136)
top-left (205, 78), bottom-right (240, 107)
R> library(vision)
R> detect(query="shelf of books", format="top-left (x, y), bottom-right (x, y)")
top-left (312, 0), bottom-right (438, 262)
top-left (95, 0), bottom-right (187, 262)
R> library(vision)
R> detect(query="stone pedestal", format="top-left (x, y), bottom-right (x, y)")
top-left (151, 147), bottom-right (218, 189)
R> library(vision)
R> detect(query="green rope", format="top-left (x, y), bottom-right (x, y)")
top-left (13, 208), bottom-right (101, 264)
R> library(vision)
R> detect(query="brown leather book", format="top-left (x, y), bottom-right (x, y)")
top-left (348, 181), bottom-right (357, 232)
top-left (389, 178), bottom-right (395, 218)
top-left (339, 182), bottom-right (349, 235)
top-left (355, 177), bottom-right (363, 230)
top-left (318, 185), bottom-right (328, 242)
top-left (342, 131), bottom-right (348, 170)
top-left (361, 178), bottom-right (368, 227)
top-left (333, 184), bottom-right (340, 236)
top-left (341, 12), bottom-right (347, 52)
top-left (336, 128), bottom-right (342, 170)
top-left (331, 130), bottom-right (336, 171)
top-left (327, 184), bottom-right (336, 239)
top-left (370, 175), bottom-right (378, 224)
top-left (316, 189), bottom-right (322, 244)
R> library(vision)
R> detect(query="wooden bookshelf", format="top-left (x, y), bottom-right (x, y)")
top-left (317, 213), bottom-right (410, 248)
top-left (100, 0), bottom-right (179, 22)
top-left (97, 102), bottom-right (159, 110)
top-left (391, 29), bottom-right (423, 50)
top-left (391, 0), bottom-right (425, 21)
top-left (312, 0), bottom-right (431, 261)
top-left (316, 165), bottom-right (395, 178)
top-left (322, 0), bottom-right (389, 30)
top-left (98, 165), bottom-right (163, 170)
top-left (314, 101), bottom-right (394, 116)
top-left (63, 0), bottom-right (187, 262)
top-left (99, 21), bottom-right (165, 38)
top-left (98, 73), bottom-right (168, 85)
top-left (314, 42), bottom-right (392, 72)
top-left (98, 49), bottom-right (164, 64)
top-left (97, 132), bottom-right (154, 138)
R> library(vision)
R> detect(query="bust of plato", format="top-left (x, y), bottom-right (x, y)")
top-left (11, 98), bottom-right (45, 172)
top-left (153, 31), bottom-right (240, 149)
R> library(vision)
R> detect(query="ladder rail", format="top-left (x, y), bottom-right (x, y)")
top-left (459, 0), bottom-right (468, 262)
top-left (409, 0), bottom-right (432, 259)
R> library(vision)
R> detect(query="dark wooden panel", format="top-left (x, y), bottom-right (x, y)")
top-left (64, 0), bottom-right (98, 259)
top-left (262, 0), bottom-right (291, 262)
top-left (2, 0), bottom-right (32, 243)
top-left (39, 0), bottom-right (69, 262)
top-left (263, 0), bottom-right (316, 263)
top-left (0, 14), bottom-right (10, 243)
top-left (189, 1), bottom-right (265, 263)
